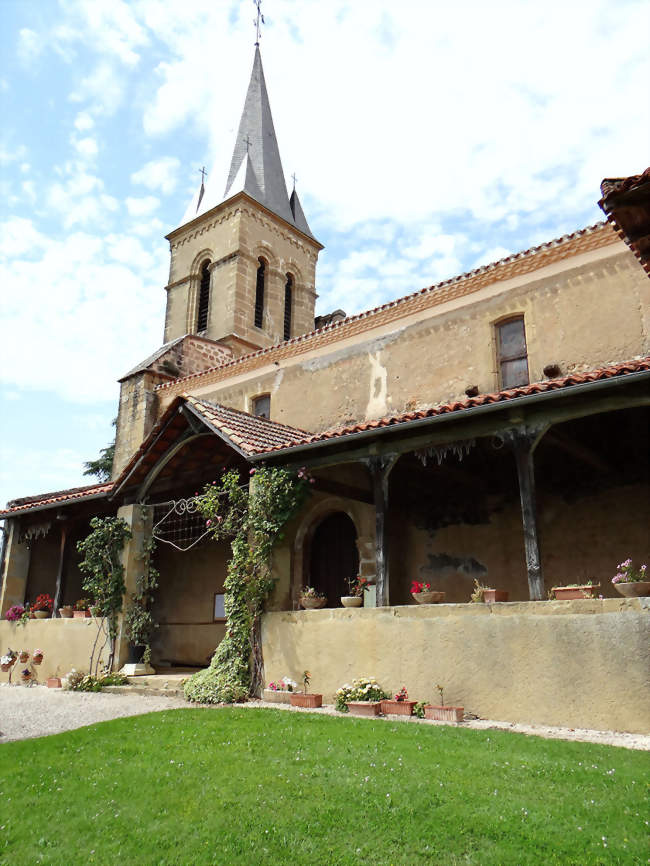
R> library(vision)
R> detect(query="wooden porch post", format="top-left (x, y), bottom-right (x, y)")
top-left (510, 425), bottom-right (548, 601)
top-left (367, 455), bottom-right (397, 607)
top-left (52, 522), bottom-right (69, 615)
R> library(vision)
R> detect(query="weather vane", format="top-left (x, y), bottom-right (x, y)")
top-left (254, 0), bottom-right (264, 46)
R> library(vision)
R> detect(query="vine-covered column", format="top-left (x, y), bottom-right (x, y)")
top-left (114, 504), bottom-right (153, 671)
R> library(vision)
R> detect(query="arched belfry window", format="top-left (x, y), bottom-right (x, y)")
top-left (283, 273), bottom-right (293, 341)
top-left (197, 260), bottom-right (211, 332)
top-left (254, 258), bottom-right (266, 329)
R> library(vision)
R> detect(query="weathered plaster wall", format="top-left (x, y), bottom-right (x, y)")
top-left (262, 598), bottom-right (650, 733)
top-left (391, 482), bottom-right (650, 604)
top-left (174, 245), bottom-right (648, 434)
top-left (0, 619), bottom-right (106, 682)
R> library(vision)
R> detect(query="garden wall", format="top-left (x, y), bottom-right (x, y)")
top-left (261, 597), bottom-right (650, 734)
top-left (0, 618), bottom-right (103, 682)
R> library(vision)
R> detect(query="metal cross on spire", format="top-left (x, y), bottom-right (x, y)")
top-left (196, 166), bottom-right (207, 212)
top-left (243, 134), bottom-right (252, 153)
top-left (291, 172), bottom-right (297, 190)
top-left (254, 0), bottom-right (265, 45)
top-left (199, 166), bottom-right (207, 183)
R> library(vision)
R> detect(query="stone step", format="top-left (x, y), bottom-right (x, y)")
top-left (103, 684), bottom-right (185, 698)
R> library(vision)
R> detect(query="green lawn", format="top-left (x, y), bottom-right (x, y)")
top-left (0, 709), bottom-right (647, 865)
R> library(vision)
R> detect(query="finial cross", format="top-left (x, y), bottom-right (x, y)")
top-left (199, 166), bottom-right (207, 183)
top-left (244, 134), bottom-right (252, 153)
top-left (291, 172), bottom-right (297, 190)
top-left (254, 0), bottom-right (264, 45)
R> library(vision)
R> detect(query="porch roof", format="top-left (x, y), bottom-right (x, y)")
top-left (0, 482), bottom-right (114, 519)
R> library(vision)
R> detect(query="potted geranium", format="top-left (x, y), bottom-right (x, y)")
top-left (290, 670), bottom-right (323, 708)
top-left (341, 575), bottom-right (370, 608)
top-left (336, 676), bottom-right (388, 716)
top-left (18, 649), bottom-right (30, 664)
top-left (551, 581), bottom-right (599, 600)
top-left (612, 559), bottom-right (650, 597)
top-left (5, 604), bottom-right (30, 625)
top-left (424, 684), bottom-right (464, 723)
top-left (411, 581), bottom-right (445, 604)
top-left (264, 676), bottom-right (297, 703)
top-left (31, 593), bottom-right (54, 619)
top-left (32, 648), bottom-right (44, 665)
top-left (1, 652), bottom-right (15, 672)
top-left (299, 587), bottom-right (327, 609)
top-left (381, 686), bottom-right (417, 716)
top-left (73, 599), bottom-right (92, 618)
top-left (20, 667), bottom-right (33, 684)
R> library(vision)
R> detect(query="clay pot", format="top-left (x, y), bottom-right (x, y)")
top-left (73, 609), bottom-right (91, 618)
top-left (1, 662), bottom-right (13, 672)
top-left (290, 693), bottom-right (323, 708)
top-left (614, 581), bottom-right (650, 598)
top-left (18, 652), bottom-right (29, 663)
top-left (340, 596), bottom-right (362, 607)
top-left (424, 705), bottom-right (464, 723)
top-left (59, 606), bottom-right (73, 618)
top-left (33, 655), bottom-right (43, 665)
top-left (33, 610), bottom-right (50, 619)
top-left (47, 677), bottom-right (62, 688)
top-left (552, 585), bottom-right (599, 600)
top-left (347, 701), bottom-right (382, 717)
top-left (380, 699), bottom-right (416, 716)
top-left (412, 591), bottom-right (445, 604)
top-left (300, 597), bottom-right (327, 609)
top-left (263, 688), bottom-right (292, 704)
top-left (482, 589), bottom-right (509, 603)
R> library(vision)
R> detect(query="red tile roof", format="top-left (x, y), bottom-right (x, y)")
top-left (186, 396), bottom-right (310, 455)
top-left (254, 356), bottom-right (650, 454)
top-left (0, 482), bottom-right (114, 519)
top-left (600, 168), bottom-right (650, 199)
top-left (599, 168), bottom-right (650, 277)
top-left (156, 222), bottom-right (616, 398)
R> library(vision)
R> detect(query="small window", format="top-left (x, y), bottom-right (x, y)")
top-left (252, 394), bottom-right (270, 419)
top-left (254, 258), bottom-right (265, 329)
top-left (197, 260), bottom-right (211, 332)
top-left (213, 593), bottom-right (225, 621)
top-left (283, 273), bottom-right (293, 341)
top-left (496, 316), bottom-right (529, 388)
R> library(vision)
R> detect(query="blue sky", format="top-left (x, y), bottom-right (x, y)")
top-left (1, 0), bottom-right (648, 509)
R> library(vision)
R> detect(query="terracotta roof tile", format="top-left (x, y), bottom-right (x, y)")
top-left (0, 482), bottom-right (114, 519)
top-left (256, 356), bottom-right (650, 454)
top-left (599, 168), bottom-right (650, 277)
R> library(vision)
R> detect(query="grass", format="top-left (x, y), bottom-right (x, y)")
top-left (0, 708), bottom-right (648, 865)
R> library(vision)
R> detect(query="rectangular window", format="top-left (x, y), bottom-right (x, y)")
top-left (214, 593), bottom-right (225, 621)
top-left (496, 317), bottom-right (529, 388)
top-left (252, 394), bottom-right (270, 419)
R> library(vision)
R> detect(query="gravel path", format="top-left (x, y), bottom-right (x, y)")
top-left (1, 685), bottom-right (648, 750)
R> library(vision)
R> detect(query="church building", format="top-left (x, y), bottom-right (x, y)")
top-left (1, 45), bottom-right (648, 733)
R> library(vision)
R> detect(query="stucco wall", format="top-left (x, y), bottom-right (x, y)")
top-left (261, 598), bottom-right (650, 733)
top-left (0, 618), bottom-right (107, 681)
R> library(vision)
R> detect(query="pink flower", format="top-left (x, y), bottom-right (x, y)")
top-left (206, 520), bottom-right (212, 527)
top-left (249, 468), bottom-right (256, 476)
top-left (217, 516), bottom-right (223, 523)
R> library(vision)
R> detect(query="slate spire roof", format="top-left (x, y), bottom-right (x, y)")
top-left (180, 46), bottom-right (317, 241)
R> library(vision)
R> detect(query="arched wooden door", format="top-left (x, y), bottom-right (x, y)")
top-left (308, 512), bottom-right (359, 606)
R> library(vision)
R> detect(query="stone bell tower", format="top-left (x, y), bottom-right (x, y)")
top-left (162, 46), bottom-right (323, 355)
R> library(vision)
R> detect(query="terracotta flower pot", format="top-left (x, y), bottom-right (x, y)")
top-left (614, 581), bottom-right (650, 598)
top-left (380, 699), bottom-right (416, 716)
top-left (32, 655), bottom-right (43, 665)
top-left (59, 606), bottom-right (73, 618)
top-left (18, 652), bottom-right (29, 663)
top-left (47, 677), bottom-right (62, 688)
top-left (73, 609), bottom-right (91, 618)
top-left (412, 591), bottom-right (445, 604)
top-left (300, 597), bottom-right (327, 609)
top-left (21, 673), bottom-right (32, 683)
top-left (482, 589), bottom-right (509, 603)
top-left (1, 662), bottom-right (13, 672)
top-left (424, 705), bottom-right (464, 723)
top-left (552, 585), bottom-right (599, 600)
top-left (346, 701), bottom-right (382, 717)
top-left (340, 596), bottom-right (362, 607)
top-left (290, 693), bottom-right (323, 708)
top-left (33, 610), bottom-right (50, 619)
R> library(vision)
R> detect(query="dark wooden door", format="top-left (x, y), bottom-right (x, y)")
top-left (308, 512), bottom-right (359, 606)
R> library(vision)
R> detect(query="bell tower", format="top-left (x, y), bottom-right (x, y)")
top-left (162, 46), bottom-right (323, 355)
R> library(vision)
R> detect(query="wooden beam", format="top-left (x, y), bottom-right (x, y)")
top-left (52, 523), bottom-right (68, 615)
top-left (544, 430), bottom-right (613, 474)
top-left (365, 455), bottom-right (398, 607)
top-left (510, 430), bottom-right (545, 600)
top-left (311, 478), bottom-right (373, 504)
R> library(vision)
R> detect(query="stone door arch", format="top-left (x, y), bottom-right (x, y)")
top-left (308, 511), bottom-right (359, 606)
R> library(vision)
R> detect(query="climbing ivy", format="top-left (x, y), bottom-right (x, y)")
top-left (123, 526), bottom-right (159, 665)
top-left (183, 466), bottom-right (311, 704)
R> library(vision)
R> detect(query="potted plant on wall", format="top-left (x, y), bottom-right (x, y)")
top-left (264, 676), bottom-right (297, 703)
top-left (336, 676), bottom-right (388, 716)
top-left (611, 558), bottom-right (650, 597)
top-left (411, 581), bottom-right (445, 604)
top-left (551, 581), bottom-right (600, 600)
top-left (470, 580), bottom-right (509, 603)
top-left (381, 686), bottom-right (417, 716)
top-left (31, 593), bottom-right (54, 619)
top-left (289, 670), bottom-right (323, 708)
top-left (299, 587), bottom-right (327, 609)
top-left (341, 576), bottom-right (370, 607)
top-left (424, 684), bottom-right (464, 723)
top-left (58, 604), bottom-right (73, 618)
top-left (73, 598), bottom-right (92, 618)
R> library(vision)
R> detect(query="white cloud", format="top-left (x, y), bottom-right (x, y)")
top-left (125, 195), bottom-right (160, 217)
top-left (69, 62), bottom-right (126, 116)
top-left (131, 157), bottom-right (180, 195)
top-left (74, 136), bottom-right (99, 158)
top-left (17, 28), bottom-right (42, 63)
top-left (74, 112), bottom-right (95, 132)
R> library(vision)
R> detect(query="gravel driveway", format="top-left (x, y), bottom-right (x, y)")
top-left (1, 684), bottom-right (648, 750)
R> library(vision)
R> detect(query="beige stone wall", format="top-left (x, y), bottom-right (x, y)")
top-left (0, 618), bottom-right (108, 681)
top-left (261, 597), bottom-right (650, 733)
top-left (166, 242), bottom-right (648, 432)
top-left (113, 371), bottom-right (167, 479)
top-left (164, 196), bottom-right (320, 348)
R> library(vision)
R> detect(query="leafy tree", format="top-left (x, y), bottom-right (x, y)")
top-left (83, 418), bottom-right (117, 482)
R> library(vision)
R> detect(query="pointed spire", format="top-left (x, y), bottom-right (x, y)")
top-left (179, 47), bottom-right (317, 242)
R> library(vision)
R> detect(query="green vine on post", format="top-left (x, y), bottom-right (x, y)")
top-left (123, 520), bottom-right (159, 665)
top-left (184, 466), bottom-right (311, 704)
top-left (77, 516), bottom-right (132, 674)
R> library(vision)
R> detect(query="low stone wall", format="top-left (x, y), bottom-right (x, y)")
top-left (0, 619), bottom-right (106, 682)
top-left (261, 598), bottom-right (650, 734)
